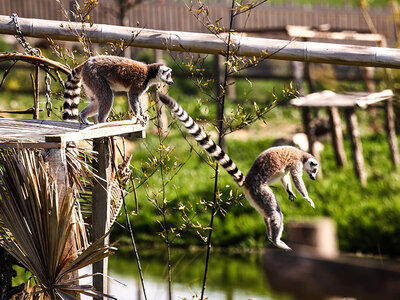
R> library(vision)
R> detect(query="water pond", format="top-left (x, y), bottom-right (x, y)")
top-left (105, 247), bottom-right (291, 300)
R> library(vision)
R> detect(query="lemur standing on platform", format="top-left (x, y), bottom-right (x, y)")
top-left (63, 55), bottom-right (173, 124)
top-left (157, 93), bottom-right (319, 250)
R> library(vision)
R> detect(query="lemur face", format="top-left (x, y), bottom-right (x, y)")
top-left (304, 158), bottom-right (319, 180)
top-left (158, 65), bottom-right (174, 85)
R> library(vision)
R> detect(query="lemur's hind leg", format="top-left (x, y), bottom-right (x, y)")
top-left (81, 76), bottom-right (113, 124)
top-left (80, 99), bottom-right (98, 124)
top-left (245, 184), bottom-right (291, 250)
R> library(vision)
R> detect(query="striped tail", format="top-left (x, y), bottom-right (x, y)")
top-left (63, 66), bottom-right (83, 122)
top-left (157, 92), bottom-right (245, 187)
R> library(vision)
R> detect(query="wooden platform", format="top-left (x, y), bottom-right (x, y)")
top-left (0, 118), bottom-right (145, 148)
top-left (290, 89), bottom-right (393, 108)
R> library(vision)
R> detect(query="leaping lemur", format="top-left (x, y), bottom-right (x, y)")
top-left (63, 55), bottom-right (173, 124)
top-left (157, 93), bottom-right (319, 250)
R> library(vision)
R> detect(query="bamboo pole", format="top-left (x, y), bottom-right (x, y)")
top-left (2, 15), bottom-right (400, 68)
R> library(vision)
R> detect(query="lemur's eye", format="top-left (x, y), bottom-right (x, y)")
top-left (310, 161), bottom-right (318, 167)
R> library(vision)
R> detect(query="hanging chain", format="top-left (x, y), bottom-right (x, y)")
top-left (10, 13), bottom-right (40, 57)
top-left (45, 73), bottom-right (52, 117)
top-left (10, 13), bottom-right (53, 116)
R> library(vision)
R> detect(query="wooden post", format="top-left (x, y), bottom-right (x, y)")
top-left (301, 108), bottom-right (313, 146)
top-left (92, 137), bottom-right (112, 297)
top-left (328, 107), bottom-right (347, 167)
top-left (287, 218), bottom-right (338, 258)
top-left (345, 108), bottom-right (367, 186)
top-left (45, 147), bottom-right (80, 299)
top-left (291, 61), bottom-right (305, 95)
top-left (384, 100), bottom-right (400, 169)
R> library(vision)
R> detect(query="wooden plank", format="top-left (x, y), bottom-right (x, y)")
top-left (0, 118), bottom-right (87, 130)
top-left (0, 118), bottom-right (144, 144)
top-left (0, 142), bottom-right (65, 149)
top-left (290, 90), bottom-right (393, 108)
top-left (45, 122), bottom-right (145, 143)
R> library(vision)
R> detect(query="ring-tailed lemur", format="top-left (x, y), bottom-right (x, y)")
top-left (157, 93), bottom-right (319, 250)
top-left (63, 55), bottom-right (173, 124)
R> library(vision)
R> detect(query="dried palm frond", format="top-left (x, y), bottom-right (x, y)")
top-left (66, 140), bottom-right (134, 227)
top-left (65, 147), bottom-right (96, 194)
top-left (108, 154), bottom-right (133, 226)
top-left (0, 148), bottom-right (115, 299)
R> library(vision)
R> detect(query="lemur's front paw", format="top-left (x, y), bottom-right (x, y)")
top-left (288, 191), bottom-right (296, 202)
top-left (136, 113), bottom-right (149, 125)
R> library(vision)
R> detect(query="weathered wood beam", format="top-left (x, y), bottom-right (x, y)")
top-left (92, 137), bottom-right (112, 296)
top-left (1, 15), bottom-right (400, 68)
top-left (328, 107), bottom-right (347, 167)
top-left (0, 142), bottom-right (65, 149)
top-left (385, 100), bottom-right (400, 168)
top-left (0, 53), bottom-right (71, 74)
top-left (45, 121), bottom-right (145, 143)
top-left (44, 148), bottom-right (80, 299)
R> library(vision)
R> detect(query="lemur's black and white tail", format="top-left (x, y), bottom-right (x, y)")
top-left (63, 66), bottom-right (83, 122)
top-left (157, 93), bottom-right (245, 187)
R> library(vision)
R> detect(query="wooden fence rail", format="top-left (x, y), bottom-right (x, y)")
top-left (1, 15), bottom-right (400, 69)
top-left (0, 1), bottom-right (396, 44)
